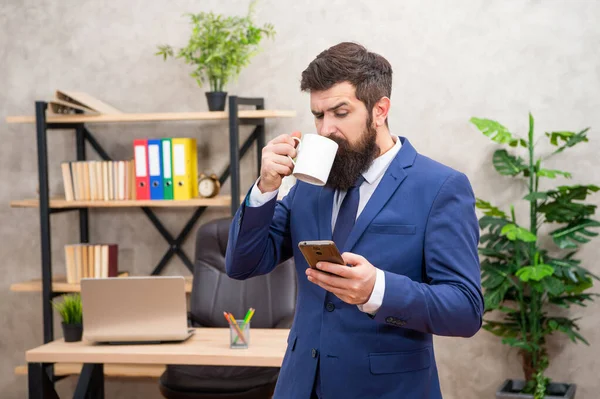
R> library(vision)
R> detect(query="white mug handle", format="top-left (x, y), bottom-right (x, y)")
top-left (287, 136), bottom-right (301, 165)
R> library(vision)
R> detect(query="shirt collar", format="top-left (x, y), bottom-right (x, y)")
top-left (361, 135), bottom-right (402, 185)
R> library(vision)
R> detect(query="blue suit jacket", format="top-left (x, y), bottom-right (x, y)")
top-left (226, 137), bottom-right (484, 399)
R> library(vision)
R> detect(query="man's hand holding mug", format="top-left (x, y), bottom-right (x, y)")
top-left (258, 131), bottom-right (340, 193)
top-left (258, 131), bottom-right (302, 193)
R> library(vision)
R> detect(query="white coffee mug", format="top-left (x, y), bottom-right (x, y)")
top-left (288, 134), bottom-right (339, 186)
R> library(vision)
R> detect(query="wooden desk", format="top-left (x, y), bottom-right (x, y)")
top-left (26, 328), bottom-right (289, 399)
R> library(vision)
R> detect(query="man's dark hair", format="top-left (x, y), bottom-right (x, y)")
top-left (300, 42), bottom-right (392, 125)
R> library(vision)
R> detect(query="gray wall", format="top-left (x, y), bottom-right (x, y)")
top-left (2, 0), bottom-right (599, 398)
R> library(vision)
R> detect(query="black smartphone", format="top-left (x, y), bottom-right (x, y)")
top-left (298, 240), bottom-right (345, 270)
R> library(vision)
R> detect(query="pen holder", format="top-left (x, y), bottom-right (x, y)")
top-left (229, 320), bottom-right (250, 349)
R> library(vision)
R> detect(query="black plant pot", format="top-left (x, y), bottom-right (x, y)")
top-left (62, 322), bottom-right (83, 342)
top-left (496, 379), bottom-right (577, 399)
top-left (205, 91), bottom-right (227, 111)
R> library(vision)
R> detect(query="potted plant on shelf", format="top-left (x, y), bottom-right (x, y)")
top-left (471, 113), bottom-right (599, 399)
top-left (52, 293), bottom-right (83, 342)
top-left (155, 0), bottom-right (275, 111)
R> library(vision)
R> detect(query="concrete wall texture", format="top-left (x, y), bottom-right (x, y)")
top-left (2, 0), bottom-right (599, 398)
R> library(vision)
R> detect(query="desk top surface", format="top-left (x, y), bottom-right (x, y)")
top-left (26, 328), bottom-right (290, 367)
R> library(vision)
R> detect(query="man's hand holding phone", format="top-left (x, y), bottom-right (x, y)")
top-left (306, 252), bottom-right (378, 306)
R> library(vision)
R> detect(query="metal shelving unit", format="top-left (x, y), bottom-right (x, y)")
top-left (7, 97), bottom-right (295, 385)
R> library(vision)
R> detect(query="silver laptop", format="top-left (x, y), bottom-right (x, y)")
top-left (80, 276), bottom-right (194, 344)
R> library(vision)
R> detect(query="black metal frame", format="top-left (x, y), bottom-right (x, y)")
top-left (28, 362), bottom-right (104, 399)
top-left (27, 363), bottom-right (59, 399)
top-left (31, 96), bottom-right (265, 394)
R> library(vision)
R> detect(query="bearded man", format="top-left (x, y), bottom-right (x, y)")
top-left (225, 41), bottom-right (484, 399)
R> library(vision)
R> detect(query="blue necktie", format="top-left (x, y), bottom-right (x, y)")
top-left (332, 175), bottom-right (365, 250)
top-left (312, 175), bottom-right (364, 398)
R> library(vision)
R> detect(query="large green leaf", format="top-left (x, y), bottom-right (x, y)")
top-left (481, 260), bottom-right (516, 289)
top-left (481, 231), bottom-right (520, 254)
top-left (538, 185), bottom-right (599, 223)
top-left (537, 169), bottom-right (572, 179)
top-left (482, 271), bottom-right (506, 290)
top-left (550, 293), bottom-right (598, 308)
top-left (524, 192), bottom-right (549, 201)
top-left (516, 264), bottom-right (554, 282)
top-left (501, 224), bottom-right (537, 242)
top-left (501, 337), bottom-right (537, 352)
top-left (482, 320), bottom-right (520, 338)
top-left (480, 233), bottom-right (498, 245)
top-left (547, 255), bottom-right (598, 282)
top-left (546, 128), bottom-right (590, 154)
top-left (551, 218), bottom-right (600, 249)
top-left (476, 199), bottom-right (508, 218)
top-left (481, 262), bottom-right (510, 290)
top-left (564, 277), bottom-right (593, 294)
top-left (546, 317), bottom-right (589, 344)
top-left (478, 247), bottom-right (510, 260)
top-left (479, 215), bottom-right (511, 235)
top-left (484, 280), bottom-right (512, 310)
top-left (470, 118), bottom-right (528, 147)
top-left (538, 201), bottom-right (596, 223)
top-left (498, 306), bottom-right (520, 315)
top-left (479, 239), bottom-right (522, 263)
top-left (493, 149), bottom-right (528, 176)
top-left (538, 276), bottom-right (566, 296)
top-left (480, 218), bottom-right (533, 266)
top-left (547, 185), bottom-right (600, 201)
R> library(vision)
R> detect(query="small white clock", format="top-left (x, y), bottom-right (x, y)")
top-left (198, 173), bottom-right (220, 198)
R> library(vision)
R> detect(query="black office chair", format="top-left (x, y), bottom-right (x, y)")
top-left (158, 217), bottom-right (297, 399)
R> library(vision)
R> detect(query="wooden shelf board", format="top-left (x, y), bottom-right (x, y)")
top-left (15, 363), bottom-right (165, 378)
top-left (9, 196), bottom-right (240, 209)
top-left (6, 110), bottom-right (296, 124)
top-left (11, 275), bottom-right (193, 293)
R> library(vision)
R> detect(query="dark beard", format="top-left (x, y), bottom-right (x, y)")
top-left (326, 122), bottom-right (379, 191)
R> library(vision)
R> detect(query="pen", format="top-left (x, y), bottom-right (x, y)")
top-left (227, 312), bottom-right (247, 345)
top-left (234, 308), bottom-right (255, 344)
top-left (246, 308), bottom-right (255, 323)
top-left (242, 308), bottom-right (253, 324)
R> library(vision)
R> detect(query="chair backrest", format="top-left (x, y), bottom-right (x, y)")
top-left (189, 217), bottom-right (297, 329)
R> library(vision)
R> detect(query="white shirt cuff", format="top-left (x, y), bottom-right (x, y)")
top-left (247, 178), bottom-right (278, 207)
top-left (357, 268), bottom-right (385, 315)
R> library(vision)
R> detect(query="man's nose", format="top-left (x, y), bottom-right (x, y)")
top-left (318, 118), bottom-right (336, 137)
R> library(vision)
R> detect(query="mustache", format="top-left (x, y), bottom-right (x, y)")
top-left (329, 135), bottom-right (357, 154)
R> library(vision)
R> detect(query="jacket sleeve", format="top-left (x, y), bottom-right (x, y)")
top-left (372, 172), bottom-right (484, 337)
top-left (225, 183), bottom-right (298, 280)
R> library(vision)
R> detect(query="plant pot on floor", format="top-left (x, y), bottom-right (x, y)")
top-left (496, 379), bottom-right (577, 399)
top-left (205, 91), bottom-right (227, 111)
top-left (62, 322), bottom-right (83, 342)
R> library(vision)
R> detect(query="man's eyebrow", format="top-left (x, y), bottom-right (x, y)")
top-left (311, 102), bottom-right (349, 115)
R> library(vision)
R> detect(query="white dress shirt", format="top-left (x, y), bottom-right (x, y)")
top-left (248, 136), bottom-right (402, 314)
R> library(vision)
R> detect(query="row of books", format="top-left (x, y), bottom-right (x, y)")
top-left (60, 138), bottom-right (201, 202)
top-left (61, 160), bottom-right (136, 201)
top-left (133, 138), bottom-right (199, 200)
top-left (64, 244), bottom-right (118, 284)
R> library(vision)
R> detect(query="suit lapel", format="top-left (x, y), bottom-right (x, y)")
top-left (318, 186), bottom-right (335, 240)
top-left (343, 136), bottom-right (417, 253)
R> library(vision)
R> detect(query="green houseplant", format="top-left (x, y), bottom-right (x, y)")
top-left (471, 114), bottom-right (599, 399)
top-left (52, 293), bottom-right (83, 342)
top-left (156, 0), bottom-right (275, 111)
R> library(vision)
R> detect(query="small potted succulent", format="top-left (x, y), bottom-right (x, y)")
top-left (52, 293), bottom-right (83, 342)
top-left (156, 0), bottom-right (275, 111)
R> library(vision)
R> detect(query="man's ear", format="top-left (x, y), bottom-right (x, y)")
top-left (372, 97), bottom-right (391, 127)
